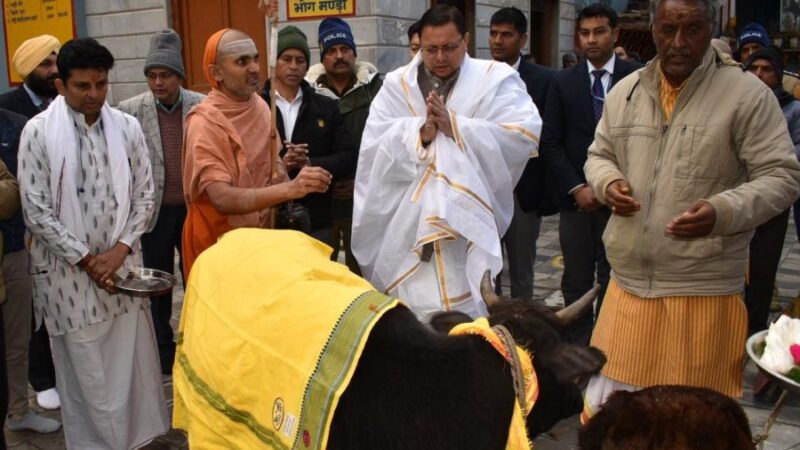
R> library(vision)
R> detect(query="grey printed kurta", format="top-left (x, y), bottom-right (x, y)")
top-left (19, 106), bottom-right (155, 336)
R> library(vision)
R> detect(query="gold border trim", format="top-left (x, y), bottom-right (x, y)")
top-left (500, 124), bottom-right (540, 145)
top-left (384, 261), bottom-right (421, 294)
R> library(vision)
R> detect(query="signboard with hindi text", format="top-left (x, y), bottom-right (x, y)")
top-left (2, 0), bottom-right (76, 84)
top-left (286, 0), bottom-right (355, 21)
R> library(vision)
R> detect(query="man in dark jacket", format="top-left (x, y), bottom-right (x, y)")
top-left (0, 35), bottom-right (62, 415)
top-left (489, 7), bottom-right (556, 300)
top-left (306, 18), bottom-right (382, 274)
top-left (540, 3), bottom-right (641, 344)
top-left (263, 26), bottom-right (356, 243)
top-left (743, 45), bottom-right (799, 334)
top-left (0, 106), bottom-right (60, 432)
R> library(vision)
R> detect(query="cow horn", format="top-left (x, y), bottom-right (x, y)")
top-left (555, 285), bottom-right (601, 325)
top-left (480, 270), bottom-right (501, 308)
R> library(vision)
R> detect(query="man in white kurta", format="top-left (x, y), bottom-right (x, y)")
top-left (18, 38), bottom-right (168, 449)
top-left (352, 5), bottom-right (541, 321)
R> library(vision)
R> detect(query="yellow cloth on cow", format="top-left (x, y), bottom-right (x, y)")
top-left (12, 35), bottom-right (59, 79)
top-left (172, 228), bottom-right (400, 450)
top-left (450, 318), bottom-right (537, 450)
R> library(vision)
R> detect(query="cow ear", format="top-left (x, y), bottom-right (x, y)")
top-left (538, 344), bottom-right (606, 386)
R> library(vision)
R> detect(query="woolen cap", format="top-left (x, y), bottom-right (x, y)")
top-left (317, 18), bottom-right (356, 61)
top-left (144, 29), bottom-right (186, 79)
top-left (739, 23), bottom-right (770, 49)
top-left (745, 45), bottom-right (785, 83)
top-left (279, 26), bottom-right (310, 63)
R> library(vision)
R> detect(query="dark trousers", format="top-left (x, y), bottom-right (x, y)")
top-left (496, 196), bottom-right (542, 299)
top-left (745, 208), bottom-right (790, 335)
top-left (28, 319), bottom-right (55, 392)
top-left (141, 204), bottom-right (186, 374)
top-left (0, 308), bottom-right (8, 450)
top-left (559, 208), bottom-right (611, 345)
top-left (331, 219), bottom-right (360, 275)
top-left (794, 199), bottom-right (800, 242)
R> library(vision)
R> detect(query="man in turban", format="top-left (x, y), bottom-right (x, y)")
top-left (181, 28), bottom-right (331, 275)
top-left (0, 34), bottom-right (60, 118)
top-left (0, 34), bottom-right (63, 416)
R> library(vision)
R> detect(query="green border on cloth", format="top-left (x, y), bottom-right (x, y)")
top-left (175, 290), bottom-right (399, 449)
top-left (293, 290), bottom-right (398, 449)
top-left (176, 352), bottom-right (291, 450)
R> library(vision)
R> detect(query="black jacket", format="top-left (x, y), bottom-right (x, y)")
top-left (262, 80), bottom-right (356, 232)
top-left (540, 57), bottom-right (642, 211)
top-left (0, 108), bottom-right (31, 254)
top-left (514, 57), bottom-right (557, 215)
top-left (0, 86), bottom-right (42, 119)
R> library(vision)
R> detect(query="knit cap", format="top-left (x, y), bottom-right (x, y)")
top-left (745, 45), bottom-right (785, 84)
top-left (317, 18), bottom-right (356, 60)
top-left (279, 26), bottom-right (310, 63)
top-left (738, 23), bottom-right (770, 49)
top-left (144, 29), bottom-right (186, 79)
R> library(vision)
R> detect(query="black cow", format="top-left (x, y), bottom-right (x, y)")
top-left (327, 272), bottom-right (607, 449)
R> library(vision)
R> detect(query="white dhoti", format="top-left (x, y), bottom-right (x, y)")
top-left (353, 54), bottom-right (542, 319)
top-left (51, 308), bottom-right (169, 450)
top-left (391, 238), bottom-right (484, 322)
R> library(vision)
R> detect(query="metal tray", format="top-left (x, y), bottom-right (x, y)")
top-left (113, 268), bottom-right (177, 297)
top-left (746, 330), bottom-right (800, 395)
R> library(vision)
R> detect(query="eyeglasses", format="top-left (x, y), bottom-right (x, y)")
top-left (421, 42), bottom-right (462, 57)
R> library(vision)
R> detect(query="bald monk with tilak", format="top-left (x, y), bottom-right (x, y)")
top-left (182, 28), bottom-right (331, 275)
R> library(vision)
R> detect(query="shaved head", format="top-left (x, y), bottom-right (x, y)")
top-left (216, 29), bottom-right (257, 64)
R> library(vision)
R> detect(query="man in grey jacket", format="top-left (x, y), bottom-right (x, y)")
top-left (744, 45), bottom-right (800, 334)
top-left (117, 29), bottom-right (204, 375)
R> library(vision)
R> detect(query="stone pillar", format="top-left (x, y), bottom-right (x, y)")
top-left (559, 0), bottom-right (577, 65)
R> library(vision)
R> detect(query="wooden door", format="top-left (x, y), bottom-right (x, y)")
top-left (530, 0), bottom-right (556, 67)
top-left (171, 0), bottom-right (269, 93)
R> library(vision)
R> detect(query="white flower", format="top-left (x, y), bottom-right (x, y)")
top-left (761, 315), bottom-right (800, 375)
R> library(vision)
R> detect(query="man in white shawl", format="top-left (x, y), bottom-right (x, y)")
top-left (18, 38), bottom-right (168, 449)
top-left (352, 5), bottom-right (542, 321)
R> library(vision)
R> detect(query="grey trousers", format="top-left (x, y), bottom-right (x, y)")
top-left (2, 250), bottom-right (32, 417)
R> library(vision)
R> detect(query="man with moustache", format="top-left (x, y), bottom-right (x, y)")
top-left (540, 3), bottom-right (640, 344)
top-left (118, 29), bottom-right (205, 375)
top-left (306, 18), bottom-right (382, 274)
top-left (488, 7), bottom-right (556, 300)
top-left (261, 26), bottom-right (355, 244)
top-left (182, 29), bottom-right (331, 275)
top-left (353, 5), bottom-right (541, 321)
top-left (583, 0), bottom-right (800, 417)
top-left (0, 34), bottom-right (63, 415)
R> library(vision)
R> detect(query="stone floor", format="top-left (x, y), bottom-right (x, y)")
top-left (8, 215), bottom-right (800, 449)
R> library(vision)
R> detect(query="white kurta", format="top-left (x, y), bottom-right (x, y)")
top-left (19, 100), bottom-right (167, 449)
top-left (352, 54), bottom-right (542, 321)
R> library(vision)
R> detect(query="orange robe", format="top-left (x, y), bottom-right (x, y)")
top-left (181, 89), bottom-right (281, 276)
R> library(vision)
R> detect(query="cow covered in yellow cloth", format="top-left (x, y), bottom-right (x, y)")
top-left (174, 229), bottom-right (606, 450)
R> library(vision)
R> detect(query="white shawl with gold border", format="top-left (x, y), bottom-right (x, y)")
top-left (352, 53), bottom-right (541, 318)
